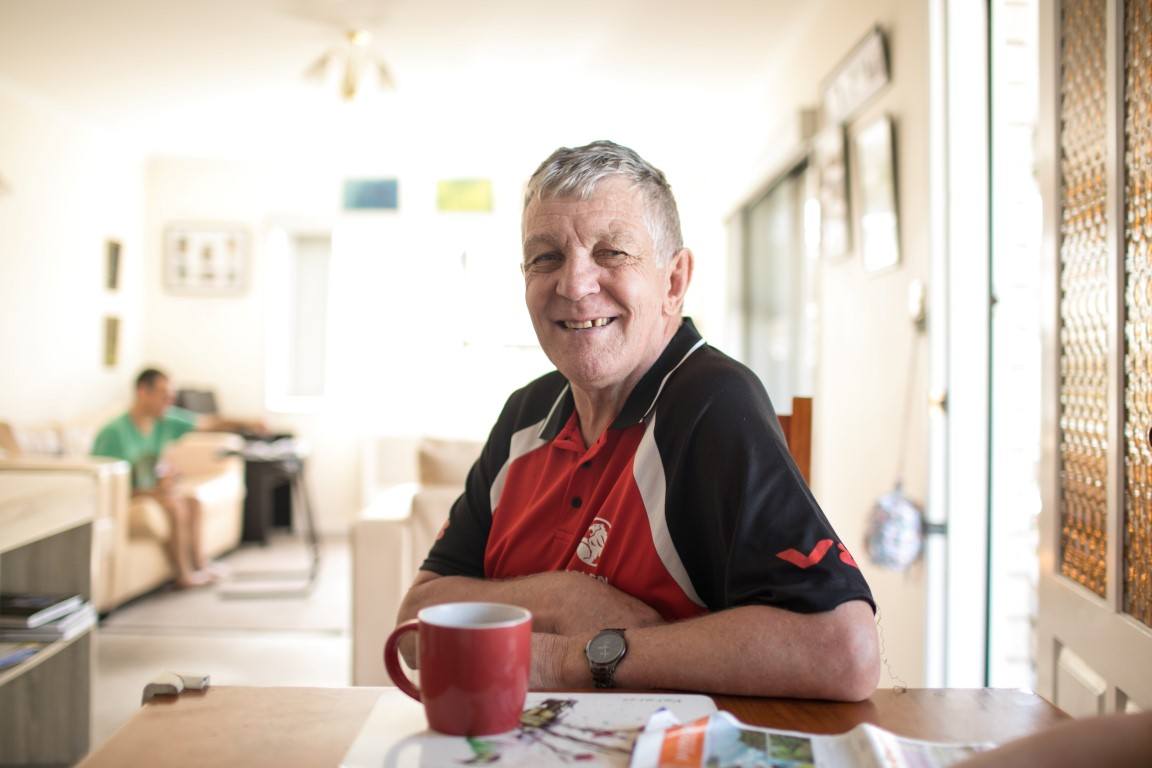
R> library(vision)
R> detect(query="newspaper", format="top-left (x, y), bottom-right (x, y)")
top-left (630, 711), bottom-right (994, 768)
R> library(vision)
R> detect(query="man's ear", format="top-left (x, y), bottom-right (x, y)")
top-left (663, 248), bottom-right (694, 315)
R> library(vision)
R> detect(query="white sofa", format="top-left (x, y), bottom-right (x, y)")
top-left (0, 416), bottom-right (245, 612)
top-left (351, 437), bottom-right (482, 685)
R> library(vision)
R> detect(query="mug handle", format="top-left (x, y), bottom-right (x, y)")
top-left (384, 620), bottom-right (422, 701)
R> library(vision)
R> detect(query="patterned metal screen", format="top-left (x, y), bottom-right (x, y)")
top-left (1124, 0), bottom-right (1152, 627)
top-left (1059, 0), bottom-right (1109, 597)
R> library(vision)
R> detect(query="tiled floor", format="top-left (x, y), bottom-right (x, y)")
top-left (92, 535), bottom-right (351, 750)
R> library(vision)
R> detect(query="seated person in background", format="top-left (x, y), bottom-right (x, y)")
top-left (92, 367), bottom-right (263, 588)
top-left (397, 140), bottom-right (879, 700)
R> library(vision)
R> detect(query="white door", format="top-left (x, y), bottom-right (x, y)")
top-left (1034, 0), bottom-right (1152, 716)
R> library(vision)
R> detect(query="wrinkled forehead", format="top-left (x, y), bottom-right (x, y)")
top-left (522, 176), bottom-right (651, 225)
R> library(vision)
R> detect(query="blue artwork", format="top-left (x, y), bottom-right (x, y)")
top-left (343, 178), bottom-right (399, 210)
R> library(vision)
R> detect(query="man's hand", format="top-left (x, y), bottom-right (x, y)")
top-left (399, 570), bottom-right (664, 637)
top-left (523, 572), bottom-right (664, 635)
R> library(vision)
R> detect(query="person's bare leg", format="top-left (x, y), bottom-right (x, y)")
top-left (185, 497), bottom-right (223, 580)
top-left (187, 496), bottom-right (207, 571)
top-left (163, 496), bottom-right (210, 588)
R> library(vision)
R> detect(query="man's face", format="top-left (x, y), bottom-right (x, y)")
top-left (137, 376), bottom-right (173, 418)
top-left (522, 176), bottom-right (689, 396)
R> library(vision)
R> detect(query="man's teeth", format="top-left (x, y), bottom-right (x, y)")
top-left (563, 318), bottom-right (611, 329)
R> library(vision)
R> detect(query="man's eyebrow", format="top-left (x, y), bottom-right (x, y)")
top-left (522, 233), bottom-right (560, 251)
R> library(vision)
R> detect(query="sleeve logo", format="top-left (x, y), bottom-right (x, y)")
top-left (776, 539), bottom-right (860, 569)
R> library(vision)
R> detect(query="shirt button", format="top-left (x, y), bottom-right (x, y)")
top-left (571, 496), bottom-right (583, 508)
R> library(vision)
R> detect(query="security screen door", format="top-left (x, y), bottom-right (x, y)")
top-left (1037, 0), bottom-right (1152, 715)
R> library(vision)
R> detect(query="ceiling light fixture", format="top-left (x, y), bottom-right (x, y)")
top-left (303, 29), bottom-right (395, 102)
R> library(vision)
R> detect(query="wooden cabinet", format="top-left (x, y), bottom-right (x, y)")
top-left (0, 469), bottom-right (96, 766)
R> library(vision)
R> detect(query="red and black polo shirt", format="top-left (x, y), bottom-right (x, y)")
top-left (422, 318), bottom-right (874, 620)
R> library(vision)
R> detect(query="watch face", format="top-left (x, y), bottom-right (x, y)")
top-left (588, 631), bottom-right (626, 663)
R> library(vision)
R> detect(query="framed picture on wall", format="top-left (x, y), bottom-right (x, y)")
top-left (103, 315), bottom-right (120, 368)
top-left (852, 115), bottom-right (900, 273)
top-left (163, 224), bottom-right (250, 295)
top-left (105, 239), bottom-right (121, 291)
top-left (816, 127), bottom-right (852, 262)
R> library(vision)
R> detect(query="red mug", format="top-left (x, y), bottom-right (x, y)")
top-left (384, 602), bottom-right (532, 736)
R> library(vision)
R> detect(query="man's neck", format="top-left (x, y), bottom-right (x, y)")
top-left (569, 315), bottom-right (681, 447)
top-left (129, 404), bottom-right (156, 432)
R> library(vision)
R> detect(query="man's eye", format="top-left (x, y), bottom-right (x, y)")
top-left (596, 249), bottom-right (628, 262)
top-left (525, 253), bottom-right (562, 272)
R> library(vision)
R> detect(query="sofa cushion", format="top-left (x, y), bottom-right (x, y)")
top-left (417, 439), bottom-right (483, 486)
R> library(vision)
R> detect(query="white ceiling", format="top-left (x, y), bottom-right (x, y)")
top-left (0, 0), bottom-right (821, 160)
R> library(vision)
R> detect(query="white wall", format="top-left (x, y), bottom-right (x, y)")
top-left (0, 79), bottom-right (145, 422)
top-left (723, 0), bottom-right (932, 687)
top-left (140, 151), bottom-right (547, 533)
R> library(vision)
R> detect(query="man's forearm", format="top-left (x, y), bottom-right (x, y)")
top-left (542, 600), bottom-right (879, 701)
top-left (397, 570), bottom-right (662, 635)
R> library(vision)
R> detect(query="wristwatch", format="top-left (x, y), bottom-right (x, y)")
top-left (585, 628), bottom-right (627, 688)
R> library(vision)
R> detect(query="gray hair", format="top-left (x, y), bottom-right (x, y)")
top-left (523, 140), bottom-right (683, 262)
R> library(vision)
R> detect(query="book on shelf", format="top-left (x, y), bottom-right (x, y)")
top-left (0, 601), bottom-right (95, 643)
top-left (0, 642), bottom-right (43, 670)
top-left (0, 592), bottom-right (84, 629)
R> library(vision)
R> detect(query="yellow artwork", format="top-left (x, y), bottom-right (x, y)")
top-left (437, 179), bottom-right (493, 212)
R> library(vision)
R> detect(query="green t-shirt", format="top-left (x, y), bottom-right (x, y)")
top-left (91, 406), bottom-right (199, 490)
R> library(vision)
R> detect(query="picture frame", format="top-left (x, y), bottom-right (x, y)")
top-left (343, 178), bottom-right (399, 210)
top-left (105, 239), bottom-right (121, 292)
top-left (163, 224), bottom-right (250, 295)
top-left (852, 115), bottom-right (900, 273)
top-left (815, 127), bottom-right (852, 262)
top-left (103, 315), bottom-right (120, 368)
top-left (822, 26), bottom-right (891, 124)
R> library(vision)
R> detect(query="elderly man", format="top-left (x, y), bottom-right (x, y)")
top-left (397, 141), bottom-right (878, 700)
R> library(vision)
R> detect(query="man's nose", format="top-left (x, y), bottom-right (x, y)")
top-left (555, 254), bottom-right (600, 301)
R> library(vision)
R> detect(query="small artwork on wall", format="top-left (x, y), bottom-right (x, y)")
top-left (105, 239), bottom-right (121, 291)
top-left (103, 315), bottom-right (120, 368)
top-left (815, 128), bottom-right (851, 262)
top-left (437, 179), bottom-right (493, 212)
top-left (343, 178), bottom-right (399, 210)
top-left (852, 115), bottom-right (900, 273)
top-left (163, 224), bottom-right (249, 295)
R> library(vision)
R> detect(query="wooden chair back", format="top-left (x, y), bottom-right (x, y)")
top-left (776, 397), bottom-right (812, 484)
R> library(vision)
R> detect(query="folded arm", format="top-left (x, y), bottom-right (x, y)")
top-left (538, 599), bottom-right (878, 701)
top-left (397, 569), bottom-right (664, 638)
top-left (398, 570), bottom-right (878, 701)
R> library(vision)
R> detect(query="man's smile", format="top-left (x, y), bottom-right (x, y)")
top-left (558, 317), bottom-right (616, 330)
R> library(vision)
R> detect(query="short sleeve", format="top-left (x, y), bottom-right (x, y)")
top-left (161, 406), bottom-right (199, 441)
top-left (664, 367), bottom-right (875, 615)
top-left (91, 423), bottom-right (123, 460)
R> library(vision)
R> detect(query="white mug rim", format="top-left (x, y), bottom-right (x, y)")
top-left (418, 601), bottom-right (531, 629)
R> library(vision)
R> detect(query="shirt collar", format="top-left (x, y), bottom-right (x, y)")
top-left (537, 317), bottom-right (706, 441)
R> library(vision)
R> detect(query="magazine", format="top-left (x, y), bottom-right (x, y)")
top-left (0, 592), bottom-right (84, 628)
top-left (341, 690), bottom-right (718, 768)
top-left (0, 642), bottom-right (43, 670)
top-left (0, 602), bottom-right (95, 643)
top-left (629, 711), bottom-right (994, 768)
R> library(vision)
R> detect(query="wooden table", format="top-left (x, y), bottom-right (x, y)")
top-left (79, 687), bottom-right (1068, 767)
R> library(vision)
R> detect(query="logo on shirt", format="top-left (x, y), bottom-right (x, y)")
top-left (776, 539), bottom-right (860, 570)
top-left (576, 517), bottom-right (612, 567)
